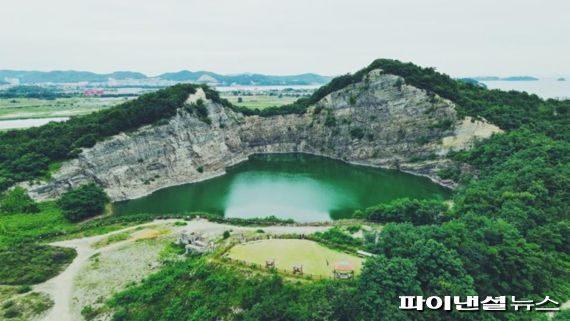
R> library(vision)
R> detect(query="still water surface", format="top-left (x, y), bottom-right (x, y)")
top-left (113, 154), bottom-right (451, 221)
top-left (0, 117), bottom-right (69, 130)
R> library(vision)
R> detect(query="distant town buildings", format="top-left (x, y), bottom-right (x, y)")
top-left (83, 89), bottom-right (104, 96)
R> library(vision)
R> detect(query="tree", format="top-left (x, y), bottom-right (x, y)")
top-left (357, 198), bottom-right (448, 225)
top-left (356, 255), bottom-right (422, 321)
top-left (0, 187), bottom-right (39, 214)
top-left (58, 183), bottom-right (109, 222)
top-left (410, 239), bottom-right (474, 295)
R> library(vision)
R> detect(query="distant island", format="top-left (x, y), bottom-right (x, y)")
top-left (0, 69), bottom-right (331, 86)
top-left (557, 77), bottom-right (566, 81)
top-left (472, 76), bottom-right (539, 81)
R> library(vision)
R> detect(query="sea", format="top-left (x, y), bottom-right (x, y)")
top-left (478, 78), bottom-right (569, 100)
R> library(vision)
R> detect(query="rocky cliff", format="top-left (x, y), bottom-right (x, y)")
top-left (26, 69), bottom-right (501, 201)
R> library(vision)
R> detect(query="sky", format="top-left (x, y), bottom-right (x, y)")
top-left (0, 0), bottom-right (568, 77)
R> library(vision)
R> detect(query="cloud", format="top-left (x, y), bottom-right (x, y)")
top-left (1, 0), bottom-right (568, 76)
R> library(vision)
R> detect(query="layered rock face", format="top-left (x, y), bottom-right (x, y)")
top-left (26, 69), bottom-right (500, 201)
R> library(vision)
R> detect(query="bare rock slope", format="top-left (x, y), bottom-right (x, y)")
top-left (27, 69), bottom-right (501, 201)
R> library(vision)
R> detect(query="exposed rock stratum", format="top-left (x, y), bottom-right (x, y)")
top-left (27, 69), bottom-right (501, 201)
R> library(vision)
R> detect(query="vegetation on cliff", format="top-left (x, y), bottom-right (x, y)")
top-left (206, 58), bottom-right (569, 143)
top-left (0, 84), bottom-right (197, 191)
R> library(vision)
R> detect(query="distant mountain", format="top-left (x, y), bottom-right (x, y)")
top-left (557, 77), bottom-right (566, 81)
top-left (157, 71), bottom-right (331, 86)
top-left (472, 76), bottom-right (539, 81)
top-left (0, 69), bottom-right (331, 86)
top-left (106, 71), bottom-right (147, 80)
top-left (0, 70), bottom-right (147, 83)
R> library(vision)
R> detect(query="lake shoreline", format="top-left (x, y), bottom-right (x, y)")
top-left (114, 151), bottom-right (454, 205)
top-left (113, 152), bottom-right (452, 221)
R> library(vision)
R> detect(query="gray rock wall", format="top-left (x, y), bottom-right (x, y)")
top-left (26, 69), bottom-right (495, 201)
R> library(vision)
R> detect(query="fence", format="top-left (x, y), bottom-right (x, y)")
top-left (222, 255), bottom-right (332, 280)
top-left (221, 233), bottom-right (352, 280)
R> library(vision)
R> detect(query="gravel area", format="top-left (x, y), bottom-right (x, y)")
top-left (33, 219), bottom-right (330, 321)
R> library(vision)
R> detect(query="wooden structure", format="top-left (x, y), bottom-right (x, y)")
top-left (333, 260), bottom-right (355, 279)
top-left (292, 264), bottom-right (303, 275)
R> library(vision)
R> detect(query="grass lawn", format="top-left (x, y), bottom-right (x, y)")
top-left (0, 202), bottom-right (140, 247)
top-left (221, 95), bottom-right (298, 110)
top-left (226, 239), bottom-right (363, 278)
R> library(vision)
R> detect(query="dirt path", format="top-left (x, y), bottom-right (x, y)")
top-left (34, 219), bottom-right (329, 321)
top-left (33, 220), bottom-right (174, 321)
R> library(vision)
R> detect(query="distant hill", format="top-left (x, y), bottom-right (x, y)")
top-left (0, 69), bottom-right (331, 86)
top-left (0, 70), bottom-right (148, 83)
top-left (157, 71), bottom-right (331, 86)
top-left (471, 76), bottom-right (539, 81)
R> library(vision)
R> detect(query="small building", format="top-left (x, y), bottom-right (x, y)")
top-left (84, 89), bottom-right (104, 96)
top-left (334, 260), bottom-right (355, 279)
top-left (178, 231), bottom-right (213, 254)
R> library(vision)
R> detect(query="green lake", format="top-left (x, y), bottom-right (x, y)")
top-left (113, 153), bottom-right (451, 221)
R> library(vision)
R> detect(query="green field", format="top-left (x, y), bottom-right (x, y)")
top-left (221, 95), bottom-right (298, 110)
top-left (0, 97), bottom-right (133, 120)
top-left (227, 239), bottom-right (363, 278)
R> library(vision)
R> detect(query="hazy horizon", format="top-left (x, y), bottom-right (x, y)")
top-left (1, 0), bottom-right (569, 78)
top-left (0, 66), bottom-right (566, 80)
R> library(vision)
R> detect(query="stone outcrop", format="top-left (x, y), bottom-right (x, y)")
top-left (26, 69), bottom-right (501, 201)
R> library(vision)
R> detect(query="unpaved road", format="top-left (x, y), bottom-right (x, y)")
top-left (34, 219), bottom-right (329, 321)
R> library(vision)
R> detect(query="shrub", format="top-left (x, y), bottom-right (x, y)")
top-left (346, 225), bottom-right (361, 234)
top-left (222, 230), bottom-right (230, 239)
top-left (437, 165), bottom-right (461, 181)
top-left (0, 244), bottom-right (76, 285)
top-left (350, 127), bottom-right (365, 139)
top-left (58, 183), bottom-right (109, 222)
top-left (311, 227), bottom-right (362, 249)
top-left (0, 187), bottom-right (39, 214)
top-left (356, 198), bottom-right (448, 225)
top-left (3, 307), bottom-right (21, 318)
top-left (324, 111), bottom-right (336, 127)
top-left (2, 301), bottom-right (14, 309)
top-left (16, 285), bottom-right (32, 293)
top-left (81, 305), bottom-right (98, 320)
